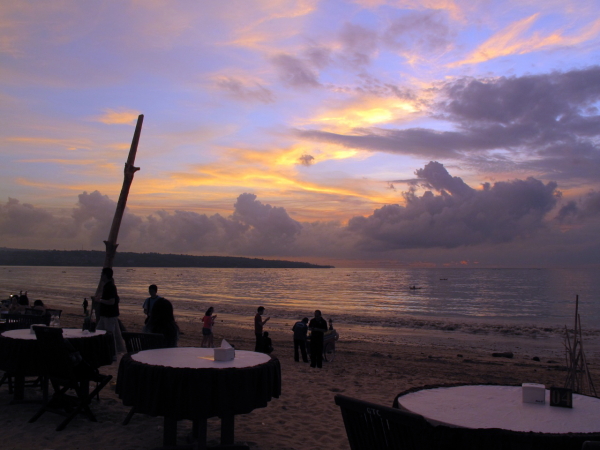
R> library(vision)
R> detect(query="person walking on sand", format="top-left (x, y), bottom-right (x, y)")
top-left (308, 310), bottom-right (327, 368)
top-left (201, 307), bottom-right (216, 348)
top-left (254, 306), bottom-right (270, 352)
top-left (143, 284), bottom-right (163, 326)
top-left (94, 267), bottom-right (126, 359)
top-left (292, 317), bottom-right (309, 362)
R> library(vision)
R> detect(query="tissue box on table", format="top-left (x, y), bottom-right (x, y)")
top-left (214, 339), bottom-right (235, 361)
top-left (522, 383), bottom-right (545, 404)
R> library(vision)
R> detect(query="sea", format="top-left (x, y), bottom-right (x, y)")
top-left (1, 266), bottom-right (598, 340)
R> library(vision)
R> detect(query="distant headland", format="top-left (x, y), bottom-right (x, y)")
top-left (0, 248), bottom-right (334, 269)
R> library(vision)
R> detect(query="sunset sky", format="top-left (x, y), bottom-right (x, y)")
top-left (1, 0), bottom-right (600, 268)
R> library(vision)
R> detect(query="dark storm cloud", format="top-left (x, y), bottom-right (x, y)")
top-left (271, 54), bottom-right (321, 88)
top-left (215, 77), bottom-right (275, 104)
top-left (382, 10), bottom-right (454, 55)
top-left (347, 162), bottom-right (560, 249)
top-left (557, 190), bottom-right (600, 222)
top-left (294, 67), bottom-right (600, 183)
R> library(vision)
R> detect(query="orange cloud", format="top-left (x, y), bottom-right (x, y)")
top-left (94, 109), bottom-right (141, 125)
top-left (453, 15), bottom-right (600, 66)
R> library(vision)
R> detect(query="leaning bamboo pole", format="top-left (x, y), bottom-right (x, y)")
top-left (92, 114), bottom-right (143, 301)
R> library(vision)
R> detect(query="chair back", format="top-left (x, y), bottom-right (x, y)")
top-left (122, 332), bottom-right (166, 353)
top-left (24, 308), bottom-right (44, 316)
top-left (33, 327), bottom-right (75, 378)
top-left (45, 309), bottom-right (62, 318)
top-left (3, 313), bottom-right (50, 330)
top-left (334, 394), bottom-right (435, 450)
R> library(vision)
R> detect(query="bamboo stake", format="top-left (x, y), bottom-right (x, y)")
top-left (92, 114), bottom-right (143, 300)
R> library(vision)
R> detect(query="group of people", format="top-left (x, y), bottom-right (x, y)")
top-left (256, 306), bottom-right (332, 368)
top-left (89, 268), bottom-right (335, 367)
top-left (1, 291), bottom-right (48, 314)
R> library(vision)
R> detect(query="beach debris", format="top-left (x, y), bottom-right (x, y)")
top-left (564, 295), bottom-right (596, 396)
top-left (491, 351), bottom-right (514, 358)
top-left (532, 356), bottom-right (540, 361)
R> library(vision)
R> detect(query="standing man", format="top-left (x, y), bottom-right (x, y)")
top-left (308, 310), bottom-right (328, 368)
top-left (94, 267), bottom-right (126, 358)
top-left (254, 306), bottom-right (270, 352)
top-left (292, 317), bottom-right (309, 363)
top-left (143, 284), bottom-right (163, 326)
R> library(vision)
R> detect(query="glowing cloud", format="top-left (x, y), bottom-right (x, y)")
top-left (94, 109), bottom-right (141, 125)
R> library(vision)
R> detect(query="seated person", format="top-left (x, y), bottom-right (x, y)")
top-left (262, 331), bottom-right (274, 354)
top-left (8, 295), bottom-right (23, 313)
top-left (32, 299), bottom-right (46, 313)
top-left (145, 298), bottom-right (180, 348)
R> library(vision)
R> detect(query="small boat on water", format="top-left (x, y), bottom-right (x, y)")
top-left (409, 285), bottom-right (422, 290)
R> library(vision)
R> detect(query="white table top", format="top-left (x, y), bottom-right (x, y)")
top-left (397, 385), bottom-right (600, 434)
top-left (2, 328), bottom-right (106, 340)
top-left (132, 347), bottom-right (271, 369)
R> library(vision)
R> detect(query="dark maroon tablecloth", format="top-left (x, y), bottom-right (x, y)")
top-left (116, 352), bottom-right (281, 421)
top-left (0, 330), bottom-right (113, 376)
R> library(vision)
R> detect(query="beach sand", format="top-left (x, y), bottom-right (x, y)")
top-left (1, 303), bottom-right (599, 450)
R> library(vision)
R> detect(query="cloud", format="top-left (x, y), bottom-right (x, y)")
top-left (270, 54), bottom-right (321, 88)
top-left (347, 161), bottom-right (560, 249)
top-left (298, 154), bottom-right (315, 166)
top-left (338, 22), bottom-right (379, 67)
top-left (294, 66), bottom-right (600, 182)
top-left (94, 109), bottom-right (141, 125)
top-left (214, 77), bottom-right (275, 104)
top-left (382, 10), bottom-right (455, 62)
top-left (557, 190), bottom-right (600, 222)
top-left (453, 15), bottom-right (600, 66)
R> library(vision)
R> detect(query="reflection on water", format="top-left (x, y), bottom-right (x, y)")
top-left (1, 266), bottom-right (598, 331)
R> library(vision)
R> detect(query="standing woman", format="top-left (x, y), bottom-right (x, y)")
top-left (201, 307), bottom-right (216, 348)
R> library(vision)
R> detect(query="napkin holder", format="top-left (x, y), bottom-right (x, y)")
top-left (522, 383), bottom-right (545, 404)
top-left (214, 339), bottom-right (235, 361)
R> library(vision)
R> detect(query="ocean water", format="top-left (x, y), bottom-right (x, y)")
top-left (1, 266), bottom-right (598, 338)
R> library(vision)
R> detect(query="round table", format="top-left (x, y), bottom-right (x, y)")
top-left (395, 385), bottom-right (600, 450)
top-left (0, 328), bottom-right (114, 401)
top-left (116, 347), bottom-right (281, 448)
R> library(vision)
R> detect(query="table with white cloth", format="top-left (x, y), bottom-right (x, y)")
top-left (394, 384), bottom-right (600, 450)
top-left (0, 328), bottom-right (114, 402)
top-left (116, 347), bottom-right (281, 449)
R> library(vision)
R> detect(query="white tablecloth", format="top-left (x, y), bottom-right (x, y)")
top-left (397, 385), bottom-right (600, 434)
top-left (2, 328), bottom-right (106, 340)
top-left (132, 347), bottom-right (270, 369)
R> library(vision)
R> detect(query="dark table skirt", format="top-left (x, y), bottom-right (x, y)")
top-left (116, 353), bottom-right (281, 421)
top-left (0, 330), bottom-right (114, 375)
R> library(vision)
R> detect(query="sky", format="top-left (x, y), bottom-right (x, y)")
top-left (1, 0), bottom-right (600, 268)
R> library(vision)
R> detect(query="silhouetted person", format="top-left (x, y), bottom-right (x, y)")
top-left (143, 284), bottom-right (163, 325)
top-left (201, 306), bottom-right (216, 348)
top-left (94, 267), bottom-right (126, 358)
top-left (146, 298), bottom-right (180, 348)
top-left (254, 306), bottom-right (270, 352)
top-left (262, 331), bottom-right (273, 354)
top-left (308, 310), bottom-right (327, 368)
top-left (292, 317), bottom-right (309, 362)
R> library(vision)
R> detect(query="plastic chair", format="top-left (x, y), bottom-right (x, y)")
top-left (28, 327), bottom-right (112, 431)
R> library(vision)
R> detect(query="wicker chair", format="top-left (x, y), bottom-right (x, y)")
top-left (28, 327), bottom-right (112, 431)
top-left (120, 332), bottom-right (166, 425)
